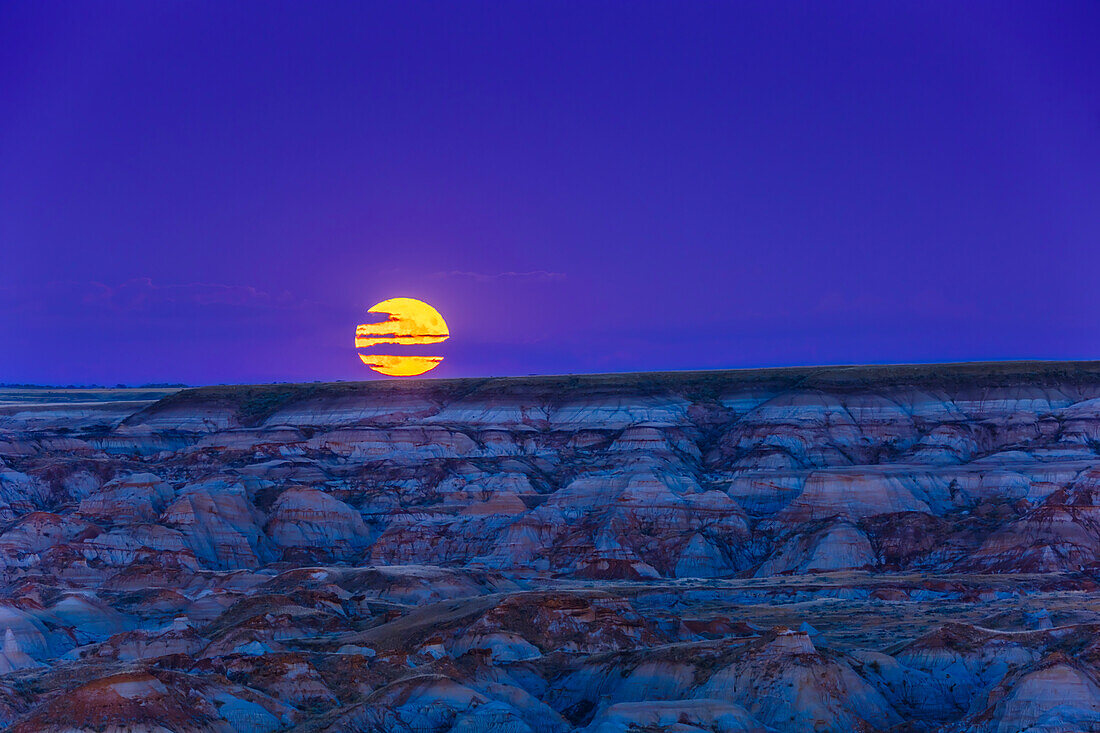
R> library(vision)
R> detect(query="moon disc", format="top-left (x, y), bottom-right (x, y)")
top-left (355, 298), bottom-right (449, 377)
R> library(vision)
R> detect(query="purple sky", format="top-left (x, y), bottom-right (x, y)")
top-left (3, 2), bottom-right (1099, 384)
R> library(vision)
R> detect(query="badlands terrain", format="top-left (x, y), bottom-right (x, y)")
top-left (2, 362), bottom-right (1100, 731)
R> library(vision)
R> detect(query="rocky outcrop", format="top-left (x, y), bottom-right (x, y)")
top-left (962, 657), bottom-right (1100, 733)
top-left (755, 521), bottom-right (875, 576)
top-left (265, 486), bottom-right (372, 560)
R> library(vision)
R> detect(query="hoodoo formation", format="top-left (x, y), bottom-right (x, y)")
top-left (2, 362), bottom-right (1100, 730)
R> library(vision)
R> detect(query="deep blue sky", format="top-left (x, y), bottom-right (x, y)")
top-left (2, 2), bottom-right (1099, 384)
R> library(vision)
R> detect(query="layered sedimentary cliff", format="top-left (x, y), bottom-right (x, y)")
top-left (2, 362), bottom-right (1100, 731)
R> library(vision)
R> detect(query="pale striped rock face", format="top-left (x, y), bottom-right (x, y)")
top-left (2, 363), bottom-right (1100, 731)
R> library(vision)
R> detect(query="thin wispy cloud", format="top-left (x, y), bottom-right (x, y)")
top-left (3, 278), bottom-right (317, 316)
top-left (428, 270), bottom-right (566, 282)
top-left (82, 278), bottom-right (296, 309)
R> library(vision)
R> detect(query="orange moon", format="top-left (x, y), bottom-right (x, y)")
top-left (355, 298), bottom-right (449, 377)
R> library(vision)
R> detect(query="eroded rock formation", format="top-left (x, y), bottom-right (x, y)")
top-left (1, 363), bottom-right (1100, 731)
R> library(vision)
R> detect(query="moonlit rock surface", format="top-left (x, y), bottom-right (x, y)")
top-left (584, 700), bottom-right (769, 732)
top-left (0, 628), bottom-right (40, 673)
top-left (4, 362), bottom-right (1100, 731)
top-left (264, 485), bottom-right (371, 557)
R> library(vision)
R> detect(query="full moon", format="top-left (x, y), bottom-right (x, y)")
top-left (355, 297), bottom-right (450, 377)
